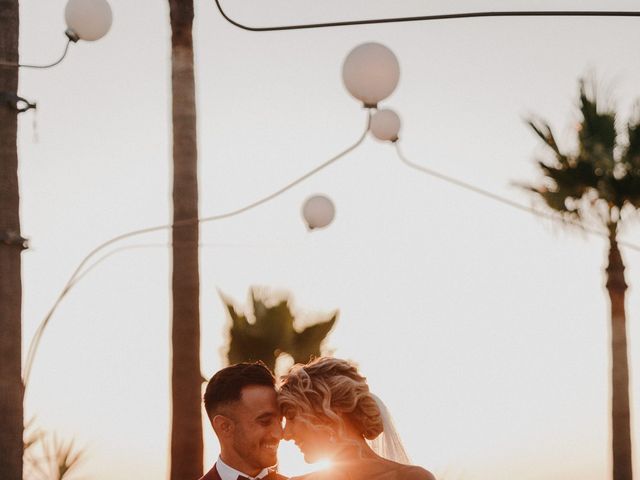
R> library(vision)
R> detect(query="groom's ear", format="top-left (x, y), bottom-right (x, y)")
top-left (212, 414), bottom-right (234, 438)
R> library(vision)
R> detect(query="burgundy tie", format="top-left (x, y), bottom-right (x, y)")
top-left (237, 471), bottom-right (278, 480)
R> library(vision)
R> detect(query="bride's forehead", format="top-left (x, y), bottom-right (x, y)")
top-left (282, 406), bottom-right (297, 418)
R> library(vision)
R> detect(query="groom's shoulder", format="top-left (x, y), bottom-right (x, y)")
top-left (399, 465), bottom-right (436, 480)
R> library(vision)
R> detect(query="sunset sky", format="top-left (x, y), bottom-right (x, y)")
top-left (16, 1), bottom-right (640, 479)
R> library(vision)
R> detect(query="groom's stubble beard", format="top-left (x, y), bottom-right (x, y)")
top-left (232, 420), bottom-right (280, 469)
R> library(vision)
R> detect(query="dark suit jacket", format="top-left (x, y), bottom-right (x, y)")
top-left (199, 465), bottom-right (288, 480)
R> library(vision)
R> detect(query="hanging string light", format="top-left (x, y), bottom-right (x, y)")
top-left (342, 42), bottom-right (400, 108)
top-left (371, 109), bottom-right (401, 142)
top-left (65, 0), bottom-right (113, 42)
top-left (302, 195), bottom-right (336, 230)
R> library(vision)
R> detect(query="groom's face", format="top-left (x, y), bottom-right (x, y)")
top-left (229, 385), bottom-right (282, 470)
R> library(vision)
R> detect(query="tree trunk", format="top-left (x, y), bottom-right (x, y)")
top-left (606, 223), bottom-right (632, 480)
top-left (0, 2), bottom-right (24, 480)
top-left (168, 1), bottom-right (203, 479)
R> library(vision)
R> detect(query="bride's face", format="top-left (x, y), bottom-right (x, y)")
top-left (283, 411), bottom-right (334, 463)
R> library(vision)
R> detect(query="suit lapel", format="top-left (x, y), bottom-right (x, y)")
top-left (267, 469), bottom-right (288, 480)
top-left (200, 465), bottom-right (222, 480)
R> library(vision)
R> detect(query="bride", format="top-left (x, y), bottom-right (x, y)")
top-left (278, 357), bottom-right (436, 480)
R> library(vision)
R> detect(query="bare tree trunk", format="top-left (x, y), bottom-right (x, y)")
top-left (0, 2), bottom-right (24, 480)
top-left (168, 1), bottom-right (203, 479)
top-left (606, 223), bottom-right (632, 480)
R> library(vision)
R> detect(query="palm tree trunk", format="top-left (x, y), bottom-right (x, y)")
top-left (0, 2), bottom-right (24, 480)
top-left (606, 223), bottom-right (632, 480)
top-left (168, 1), bottom-right (203, 479)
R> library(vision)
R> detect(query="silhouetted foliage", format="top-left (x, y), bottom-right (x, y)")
top-left (521, 78), bottom-right (640, 480)
top-left (524, 79), bottom-right (640, 222)
top-left (23, 420), bottom-right (84, 480)
top-left (221, 288), bottom-right (337, 371)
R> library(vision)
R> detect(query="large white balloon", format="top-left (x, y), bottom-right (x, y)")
top-left (342, 43), bottom-right (400, 107)
top-left (302, 195), bottom-right (335, 230)
top-left (65, 0), bottom-right (113, 42)
top-left (371, 109), bottom-right (401, 142)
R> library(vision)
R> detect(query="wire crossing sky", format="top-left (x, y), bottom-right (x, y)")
top-left (16, 1), bottom-right (640, 479)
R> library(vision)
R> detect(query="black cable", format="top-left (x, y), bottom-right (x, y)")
top-left (0, 39), bottom-right (72, 70)
top-left (213, 1), bottom-right (640, 32)
top-left (21, 112), bottom-right (371, 389)
top-left (394, 142), bottom-right (640, 253)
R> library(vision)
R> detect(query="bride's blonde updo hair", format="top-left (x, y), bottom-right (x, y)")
top-left (279, 357), bottom-right (384, 441)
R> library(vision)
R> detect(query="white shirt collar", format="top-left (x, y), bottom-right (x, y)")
top-left (216, 456), bottom-right (270, 480)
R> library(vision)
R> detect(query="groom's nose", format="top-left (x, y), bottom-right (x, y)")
top-left (271, 418), bottom-right (283, 439)
top-left (282, 420), bottom-right (292, 441)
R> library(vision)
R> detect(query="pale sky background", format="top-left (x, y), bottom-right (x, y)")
top-left (15, 1), bottom-right (640, 479)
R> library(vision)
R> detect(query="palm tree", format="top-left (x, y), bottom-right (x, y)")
top-left (523, 79), bottom-right (640, 480)
top-left (221, 288), bottom-right (337, 371)
top-left (0, 2), bottom-right (24, 479)
top-left (168, 1), bottom-right (202, 479)
top-left (23, 421), bottom-right (85, 480)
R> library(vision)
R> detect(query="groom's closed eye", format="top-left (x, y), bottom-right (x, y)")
top-left (256, 412), bottom-right (278, 426)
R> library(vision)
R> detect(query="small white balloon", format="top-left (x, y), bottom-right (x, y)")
top-left (371, 109), bottom-right (401, 142)
top-left (65, 0), bottom-right (113, 41)
top-left (302, 195), bottom-right (335, 230)
top-left (342, 43), bottom-right (400, 107)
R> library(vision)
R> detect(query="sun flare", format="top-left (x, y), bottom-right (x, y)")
top-left (277, 441), bottom-right (332, 477)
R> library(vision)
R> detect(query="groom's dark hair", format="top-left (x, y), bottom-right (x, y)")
top-left (204, 361), bottom-right (275, 420)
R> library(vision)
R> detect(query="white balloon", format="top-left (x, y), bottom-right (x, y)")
top-left (342, 43), bottom-right (400, 107)
top-left (302, 195), bottom-right (335, 230)
top-left (65, 0), bottom-right (113, 42)
top-left (371, 109), bottom-right (401, 142)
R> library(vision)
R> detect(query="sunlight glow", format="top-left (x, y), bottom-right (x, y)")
top-left (277, 441), bottom-right (332, 477)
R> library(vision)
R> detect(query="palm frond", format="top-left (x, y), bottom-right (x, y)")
top-left (290, 312), bottom-right (337, 365)
top-left (612, 175), bottom-right (640, 209)
top-left (220, 288), bottom-right (337, 371)
top-left (577, 80), bottom-right (617, 172)
top-left (42, 434), bottom-right (84, 479)
top-left (623, 105), bottom-right (640, 171)
top-left (24, 427), bottom-right (85, 480)
top-left (520, 76), bottom-right (640, 226)
top-left (526, 118), bottom-right (569, 166)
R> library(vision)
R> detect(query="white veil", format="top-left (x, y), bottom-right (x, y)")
top-left (366, 394), bottom-right (411, 464)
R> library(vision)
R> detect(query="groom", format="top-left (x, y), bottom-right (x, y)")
top-left (199, 362), bottom-right (287, 480)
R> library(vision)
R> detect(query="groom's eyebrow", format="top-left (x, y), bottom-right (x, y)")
top-left (255, 410), bottom-right (278, 421)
